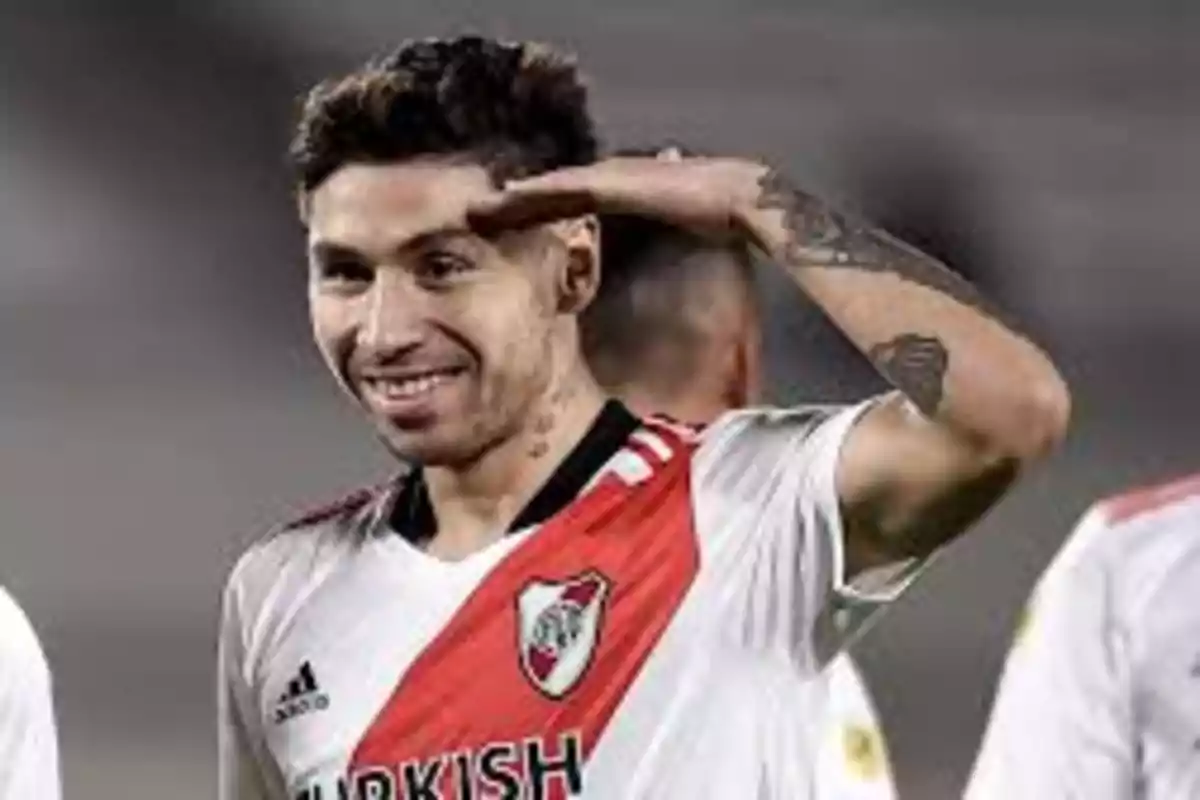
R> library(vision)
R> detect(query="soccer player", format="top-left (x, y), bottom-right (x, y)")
top-left (218, 35), bottom-right (1069, 799)
top-left (0, 585), bottom-right (61, 800)
top-left (584, 203), bottom-right (896, 799)
top-left (966, 473), bottom-right (1200, 799)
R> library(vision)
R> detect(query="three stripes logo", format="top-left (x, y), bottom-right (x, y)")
top-left (273, 661), bottom-right (330, 725)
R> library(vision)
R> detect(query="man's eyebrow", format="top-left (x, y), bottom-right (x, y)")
top-left (308, 241), bottom-right (366, 263)
top-left (399, 227), bottom-right (478, 252)
top-left (308, 226), bottom-right (479, 263)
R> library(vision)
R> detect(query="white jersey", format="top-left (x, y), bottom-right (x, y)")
top-left (219, 401), bottom-right (928, 800)
top-left (967, 472), bottom-right (1200, 800)
top-left (0, 586), bottom-right (61, 800)
top-left (813, 655), bottom-right (897, 800)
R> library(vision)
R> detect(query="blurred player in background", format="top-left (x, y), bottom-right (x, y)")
top-left (0, 585), bottom-right (61, 800)
top-left (586, 191), bottom-right (897, 799)
top-left (967, 472), bottom-right (1200, 799)
top-left (219, 35), bottom-right (1069, 799)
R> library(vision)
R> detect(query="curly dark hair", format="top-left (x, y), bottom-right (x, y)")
top-left (289, 35), bottom-right (599, 202)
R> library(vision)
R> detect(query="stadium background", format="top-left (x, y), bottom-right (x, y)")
top-left (0, 1), bottom-right (1195, 796)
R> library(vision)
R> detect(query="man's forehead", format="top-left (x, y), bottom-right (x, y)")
top-left (306, 160), bottom-right (494, 250)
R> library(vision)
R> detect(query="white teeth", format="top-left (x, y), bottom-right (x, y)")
top-left (374, 373), bottom-right (451, 400)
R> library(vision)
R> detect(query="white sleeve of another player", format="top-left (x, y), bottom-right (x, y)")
top-left (814, 656), bottom-right (897, 800)
top-left (692, 399), bottom-right (933, 672)
top-left (965, 509), bottom-right (1135, 800)
top-left (0, 588), bottom-right (61, 800)
top-left (218, 554), bottom-right (279, 800)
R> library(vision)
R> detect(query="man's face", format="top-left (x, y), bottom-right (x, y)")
top-left (305, 159), bottom-right (581, 466)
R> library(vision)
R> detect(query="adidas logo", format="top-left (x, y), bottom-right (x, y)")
top-left (273, 661), bottom-right (330, 725)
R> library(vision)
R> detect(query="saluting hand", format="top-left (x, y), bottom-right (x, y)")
top-left (468, 151), bottom-right (768, 244)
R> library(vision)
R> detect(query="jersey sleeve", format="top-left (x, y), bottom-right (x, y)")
top-left (691, 399), bottom-right (933, 672)
top-left (0, 589), bottom-right (61, 800)
top-left (965, 508), bottom-right (1135, 800)
top-left (218, 551), bottom-right (280, 800)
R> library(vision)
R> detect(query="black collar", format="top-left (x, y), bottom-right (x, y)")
top-left (388, 399), bottom-right (641, 543)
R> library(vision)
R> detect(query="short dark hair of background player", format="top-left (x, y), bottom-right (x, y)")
top-left (583, 145), bottom-right (760, 415)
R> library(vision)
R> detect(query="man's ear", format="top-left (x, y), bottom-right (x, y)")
top-left (745, 319), bottom-right (766, 405)
top-left (553, 214), bottom-right (601, 314)
top-left (296, 190), bottom-right (312, 225)
top-left (727, 322), bottom-right (765, 409)
top-left (720, 339), bottom-right (749, 411)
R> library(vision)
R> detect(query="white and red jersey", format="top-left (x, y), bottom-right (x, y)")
top-left (967, 472), bottom-right (1200, 800)
top-left (0, 586), bottom-right (61, 800)
top-left (218, 400), bottom-right (927, 800)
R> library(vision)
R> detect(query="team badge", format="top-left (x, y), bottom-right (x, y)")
top-left (842, 723), bottom-right (885, 781)
top-left (1012, 601), bottom-right (1035, 648)
top-left (517, 571), bottom-right (611, 699)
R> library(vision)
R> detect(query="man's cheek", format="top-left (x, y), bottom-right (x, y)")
top-left (312, 320), bottom-right (357, 393)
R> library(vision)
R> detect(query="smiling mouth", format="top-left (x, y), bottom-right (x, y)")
top-left (361, 367), bottom-right (467, 402)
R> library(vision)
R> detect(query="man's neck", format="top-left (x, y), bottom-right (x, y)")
top-left (620, 385), bottom-right (724, 429)
top-left (422, 367), bottom-right (609, 560)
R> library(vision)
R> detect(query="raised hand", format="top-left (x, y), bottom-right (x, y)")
top-left (468, 155), bottom-right (766, 243)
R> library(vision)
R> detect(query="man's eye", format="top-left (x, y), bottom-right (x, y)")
top-left (418, 251), bottom-right (473, 281)
top-left (321, 261), bottom-right (372, 285)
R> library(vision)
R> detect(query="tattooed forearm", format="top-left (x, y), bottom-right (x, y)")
top-left (866, 334), bottom-right (949, 416)
top-left (754, 169), bottom-right (1005, 323)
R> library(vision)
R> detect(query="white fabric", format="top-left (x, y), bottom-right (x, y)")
top-left (218, 401), bottom-right (929, 799)
top-left (967, 484), bottom-right (1200, 800)
top-left (0, 586), bottom-right (61, 800)
top-left (813, 655), bottom-right (897, 800)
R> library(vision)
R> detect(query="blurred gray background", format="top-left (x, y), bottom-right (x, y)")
top-left (1, 2), bottom-right (1196, 797)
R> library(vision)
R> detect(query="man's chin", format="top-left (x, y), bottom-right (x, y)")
top-left (375, 423), bottom-right (481, 468)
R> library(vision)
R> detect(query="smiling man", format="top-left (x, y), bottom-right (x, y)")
top-left (217, 35), bottom-right (1069, 800)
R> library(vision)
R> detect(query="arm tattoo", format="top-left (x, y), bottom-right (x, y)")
top-left (866, 334), bottom-right (949, 416)
top-left (754, 169), bottom-right (1004, 322)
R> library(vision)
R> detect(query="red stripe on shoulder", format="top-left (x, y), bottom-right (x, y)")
top-left (1099, 471), bottom-right (1200, 525)
top-left (279, 485), bottom-right (380, 532)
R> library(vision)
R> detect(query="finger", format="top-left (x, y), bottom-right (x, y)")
top-left (467, 185), bottom-right (597, 236)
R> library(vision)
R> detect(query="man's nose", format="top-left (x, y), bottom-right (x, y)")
top-left (357, 270), bottom-right (425, 358)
